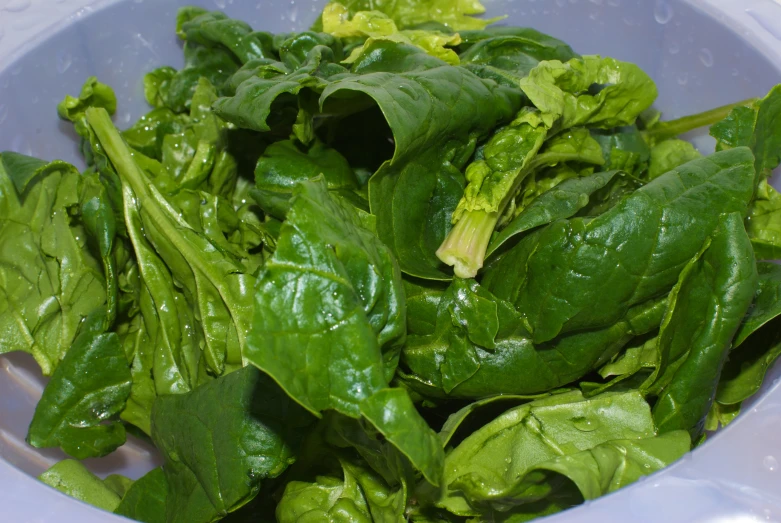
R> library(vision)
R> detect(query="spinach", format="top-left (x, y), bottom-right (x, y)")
top-left (649, 213), bottom-right (757, 438)
top-left (115, 468), bottom-right (168, 523)
top-left (8, 5), bottom-right (781, 523)
top-left (0, 154), bottom-right (107, 375)
top-left (151, 366), bottom-right (312, 523)
top-left (39, 460), bottom-right (124, 512)
top-left (247, 177), bottom-right (443, 484)
top-left (482, 148), bottom-right (755, 344)
top-left (27, 311), bottom-right (132, 459)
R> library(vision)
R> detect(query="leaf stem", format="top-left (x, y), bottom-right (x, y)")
top-left (643, 98), bottom-right (758, 143)
top-left (436, 210), bottom-right (499, 279)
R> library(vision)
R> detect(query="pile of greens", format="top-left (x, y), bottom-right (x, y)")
top-left (2, 1), bottom-right (781, 521)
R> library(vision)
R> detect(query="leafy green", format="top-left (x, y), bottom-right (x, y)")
top-left (0, 153), bottom-right (107, 375)
top-left (482, 148), bottom-right (755, 344)
top-left (27, 311), bottom-right (132, 459)
top-left (747, 180), bottom-right (781, 260)
top-left (487, 170), bottom-right (618, 258)
top-left (39, 460), bottom-right (123, 513)
top-left (314, 0), bottom-right (503, 31)
top-left (115, 468), bottom-right (168, 523)
top-left (647, 139), bottom-right (701, 180)
top-left (151, 366), bottom-right (312, 523)
top-left (247, 178), bottom-right (443, 485)
top-left (424, 391), bottom-right (679, 516)
top-left (649, 213), bottom-right (757, 438)
top-left (216, 39), bottom-right (522, 279)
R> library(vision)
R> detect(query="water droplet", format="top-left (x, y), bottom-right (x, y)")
top-left (699, 48), bottom-right (714, 68)
top-left (573, 417), bottom-right (598, 432)
top-left (504, 457), bottom-right (512, 464)
top-left (654, 0), bottom-right (673, 24)
top-left (1, 0), bottom-right (31, 13)
top-left (214, 0), bottom-right (226, 8)
top-left (288, 6), bottom-right (299, 23)
top-left (764, 509), bottom-right (773, 520)
top-left (668, 41), bottom-right (680, 55)
top-left (763, 455), bottom-right (778, 472)
top-left (677, 72), bottom-right (689, 86)
top-left (56, 51), bottom-right (72, 74)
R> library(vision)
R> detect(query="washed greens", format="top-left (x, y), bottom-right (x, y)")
top-left (1, 2), bottom-right (781, 522)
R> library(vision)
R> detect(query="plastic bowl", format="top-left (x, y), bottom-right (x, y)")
top-left (1, 0), bottom-right (781, 521)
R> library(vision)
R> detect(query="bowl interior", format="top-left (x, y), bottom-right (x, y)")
top-left (0, 0), bottom-right (780, 521)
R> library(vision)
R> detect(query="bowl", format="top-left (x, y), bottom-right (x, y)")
top-left (1, 0), bottom-right (781, 521)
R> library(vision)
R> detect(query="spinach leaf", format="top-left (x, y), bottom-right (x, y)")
top-left (438, 56), bottom-right (656, 278)
top-left (710, 85), bottom-right (781, 185)
top-left (647, 139), bottom-right (701, 180)
top-left (322, 3), bottom-right (463, 65)
top-left (519, 56), bottom-right (657, 132)
top-left (87, 107), bottom-right (254, 378)
top-left (253, 139), bottom-right (359, 219)
top-left (715, 264), bottom-right (781, 406)
top-left (401, 278), bottom-right (667, 398)
top-left (151, 366), bottom-right (312, 523)
top-left (482, 148), bottom-right (755, 344)
top-left (313, 0), bottom-right (502, 31)
top-left (115, 468), bottom-right (168, 523)
top-left (459, 29), bottom-right (577, 85)
top-left (247, 177), bottom-right (443, 485)
top-left (487, 170), bottom-right (618, 258)
top-left (591, 126), bottom-right (650, 176)
top-left (747, 180), bottom-right (781, 260)
top-left (428, 391), bottom-right (658, 515)
top-left (39, 459), bottom-right (123, 513)
top-left (216, 40), bottom-right (523, 279)
top-left (177, 8), bottom-right (276, 64)
top-left (27, 311), bottom-right (131, 459)
top-left (0, 154), bottom-right (107, 374)
top-left (650, 213), bottom-right (757, 438)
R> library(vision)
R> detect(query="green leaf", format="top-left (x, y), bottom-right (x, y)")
top-left (87, 107), bottom-right (254, 378)
top-left (0, 154), bottom-right (106, 375)
top-left (401, 279), bottom-right (667, 399)
top-left (647, 139), bottom-right (701, 180)
top-left (215, 40), bottom-right (523, 279)
top-left (39, 460), bottom-right (122, 513)
top-left (710, 85), bottom-right (781, 184)
top-left (323, 3), bottom-right (463, 65)
top-left (651, 213), bottom-right (757, 438)
top-left (57, 76), bottom-right (117, 121)
top-left (431, 391), bottom-right (657, 515)
top-left (0, 150), bottom-right (47, 193)
top-left (591, 126), bottom-right (650, 176)
top-left (253, 139), bottom-right (359, 219)
top-left (247, 178), bottom-right (443, 485)
top-left (314, 0), bottom-right (503, 31)
top-left (716, 265), bottom-right (781, 406)
top-left (151, 366), bottom-right (312, 523)
top-left (115, 468), bottom-right (168, 523)
top-left (177, 8), bottom-right (275, 64)
top-left (458, 28), bottom-right (578, 85)
top-left (487, 170), bottom-right (618, 258)
top-left (482, 148), bottom-right (755, 344)
top-left (747, 179), bottom-right (781, 260)
top-left (27, 312), bottom-right (131, 459)
top-left (519, 56), bottom-right (658, 131)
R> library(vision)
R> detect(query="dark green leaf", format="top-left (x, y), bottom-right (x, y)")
top-left (151, 366), bottom-right (312, 523)
top-left (115, 468), bottom-right (168, 523)
top-left (651, 213), bottom-right (757, 438)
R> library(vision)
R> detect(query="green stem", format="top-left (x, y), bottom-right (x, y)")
top-left (436, 210), bottom-right (500, 279)
top-left (643, 98), bottom-right (758, 143)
